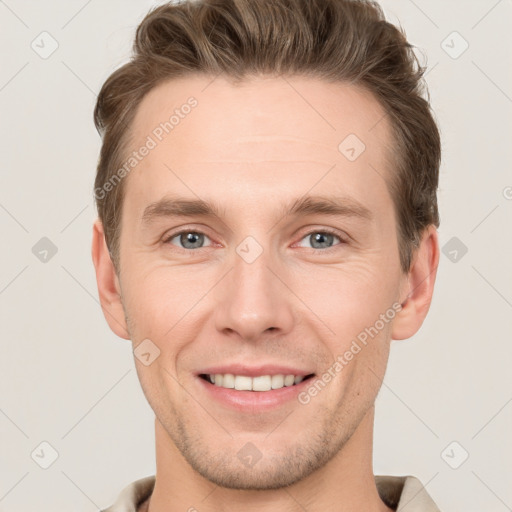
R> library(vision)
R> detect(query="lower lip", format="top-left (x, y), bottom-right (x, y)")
top-left (196, 375), bottom-right (314, 412)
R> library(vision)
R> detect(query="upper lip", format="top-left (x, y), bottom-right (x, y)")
top-left (198, 364), bottom-right (315, 377)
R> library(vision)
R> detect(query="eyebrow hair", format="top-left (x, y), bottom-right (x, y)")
top-left (141, 194), bottom-right (373, 226)
top-left (141, 196), bottom-right (225, 225)
top-left (286, 195), bottom-right (373, 221)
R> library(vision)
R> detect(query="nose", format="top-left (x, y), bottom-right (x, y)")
top-left (213, 247), bottom-right (295, 343)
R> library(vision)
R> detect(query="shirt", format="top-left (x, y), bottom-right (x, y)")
top-left (101, 474), bottom-right (441, 511)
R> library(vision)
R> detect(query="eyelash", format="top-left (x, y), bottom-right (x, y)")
top-left (162, 227), bottom-right (347, 253)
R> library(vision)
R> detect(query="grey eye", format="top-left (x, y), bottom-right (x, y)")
top-left (168, 231), bottom-right (211, 250)
top-left (298, 232), bottom-right (340, 250)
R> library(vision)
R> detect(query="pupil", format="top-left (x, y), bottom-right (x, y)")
top-left (312, 232), bottom-right (333, 249)
top-left (181, 232), bottom-right (203, 249)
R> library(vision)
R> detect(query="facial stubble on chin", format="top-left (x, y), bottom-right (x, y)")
top-left (153, 384), bottom-right (377, 491)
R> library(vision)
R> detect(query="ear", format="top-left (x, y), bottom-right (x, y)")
top-left (391, 225), bottom-right (440, 340)
top-left (91, 219), bottom-right (130, 340)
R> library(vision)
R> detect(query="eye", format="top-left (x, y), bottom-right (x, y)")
top-left (163, 228), bottom-right (346, 252)
top-left (296, 229), bottom-right (345, 250)
top-left (164, 230), bottom-right (212, 250)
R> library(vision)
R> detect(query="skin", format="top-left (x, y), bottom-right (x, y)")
top-left (92, 74), bottom-right (439, 512)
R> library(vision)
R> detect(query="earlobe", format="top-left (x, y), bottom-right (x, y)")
top-left (91, 219), bottom-right (130, 340)
top-left (391, 225), bottom-right (440, 341)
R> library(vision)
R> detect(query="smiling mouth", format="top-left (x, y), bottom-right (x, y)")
top-left (199, 373), bottom-right (315, 391)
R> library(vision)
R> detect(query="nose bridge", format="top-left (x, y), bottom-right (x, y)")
top-left (213, 240), bottom-right (294, 341)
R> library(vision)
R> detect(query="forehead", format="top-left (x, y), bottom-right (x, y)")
top-left (124, 74), bottom-right (394, 214)
top-left (131, 74), bottom-right (391, 161)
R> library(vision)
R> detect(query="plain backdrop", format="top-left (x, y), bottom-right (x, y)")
top-left (0, 0), bottom-right (511, 510)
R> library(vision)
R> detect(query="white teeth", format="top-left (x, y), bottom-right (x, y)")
top-left (284, 375), bottom-right (295, 386)
top-left (222, 373), bottom-right (235, 388)
top-left (234, 375), bottom-right (252, 390)
top-left (271, 374), bottom-right (284, 389)
top-left (206, 373), bottom-right (308, 391)
top-left (252, 375), bottom-right (272, 391)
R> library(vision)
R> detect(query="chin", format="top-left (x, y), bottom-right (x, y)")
top-left (177, 435), bottom-right (336, 491)
top-left (191, 458), bottom-right (313, 490)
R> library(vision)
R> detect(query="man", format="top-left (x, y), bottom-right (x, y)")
top-left (92, 0), bottom-right (441, 510)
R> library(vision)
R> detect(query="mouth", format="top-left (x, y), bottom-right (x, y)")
top-left (199, 373), bottom-right (316, 391)
top-left (195, 364), bottom-right (317, 411)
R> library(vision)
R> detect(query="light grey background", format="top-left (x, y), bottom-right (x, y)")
top-left (1, 0), bottom-right (511, 510)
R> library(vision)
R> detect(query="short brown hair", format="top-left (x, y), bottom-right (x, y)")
top-left (94, 0), bottom-right (441, 274)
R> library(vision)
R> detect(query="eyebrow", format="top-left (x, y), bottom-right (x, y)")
top-left (141, 194), bottom-right (373, 226)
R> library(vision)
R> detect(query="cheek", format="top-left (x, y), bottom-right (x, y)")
top-left (122, 263), bottom-right (212, 337)
top-left (291, 261), bottom-right (397, 343)
top-left (120, 264), bottom-right (215, 386)
top-left (134, 360), bottom-right (183, 429)
top-left (328, 319), bottom-right (392, 413)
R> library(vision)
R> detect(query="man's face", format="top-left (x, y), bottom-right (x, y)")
top-left (113, 75), bottom-right (409, 489)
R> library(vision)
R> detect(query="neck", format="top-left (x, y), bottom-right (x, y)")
top-left (146, 407), bottom-right (392, 512)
